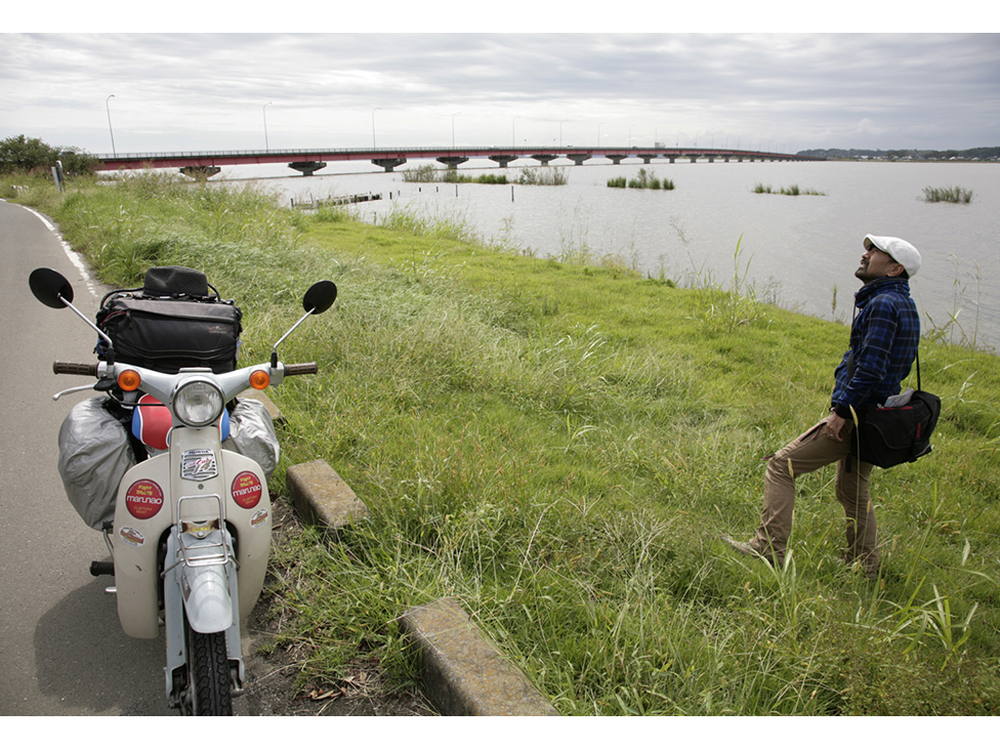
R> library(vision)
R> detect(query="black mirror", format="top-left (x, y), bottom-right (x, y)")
top-left (29, 267), bottom-right (74, 309)
top-left (303, 280), bottom-right (337, 315)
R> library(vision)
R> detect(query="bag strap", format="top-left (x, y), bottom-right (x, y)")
top-left (916, 348), bottom-right (922, 392)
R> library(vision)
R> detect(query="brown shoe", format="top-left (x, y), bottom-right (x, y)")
top-left (721, 535), bottom-right (779, 567)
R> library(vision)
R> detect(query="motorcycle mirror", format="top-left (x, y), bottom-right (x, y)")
top-left (303, 280), bottom-right (337, 315)
top-left (29, 267), bottom-right (74, 309)
top-left (29, 266), bottom-right (114, 348)
top-left (272, 281), bottom-right (338, 363)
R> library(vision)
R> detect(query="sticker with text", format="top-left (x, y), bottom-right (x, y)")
top-left (231, 471), bottom-right (263, 509)
top-left (125, 479), bottom-right (164, 520)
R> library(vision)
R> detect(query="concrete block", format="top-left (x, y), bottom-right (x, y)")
top-left (237, 389), bottom-right (284, 425)
top-left (286, 459), bottom-right (368, 529)
top-left (399, 597), bottom-right (558, 716)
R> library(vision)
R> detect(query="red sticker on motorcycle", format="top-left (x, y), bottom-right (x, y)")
top-left (125, 479), bottom-right (164, 519)
top-left (231, 471), bottom-right (263, 509)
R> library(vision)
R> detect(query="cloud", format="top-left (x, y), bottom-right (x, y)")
top-left (2, 33), bottom-right (998, 152)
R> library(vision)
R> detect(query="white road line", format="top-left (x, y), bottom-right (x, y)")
top-left (2, 198), bottom-right (101, 299)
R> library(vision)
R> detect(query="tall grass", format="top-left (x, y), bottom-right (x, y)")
top-left (753, 183), bottom-right (825, 196)
top-left (608, 169), bottom-right (675, 190)
top-left (12, 175), bottom-right (1000, 715)
top-left (401, 164), bottom-right (566, 186)
top-left (922, 186), bottom-right (973, 204)
top-left (516, 167), bottom-right (568, 186)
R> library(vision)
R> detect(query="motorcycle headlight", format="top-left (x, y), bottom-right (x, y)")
top-left (174, 380), bottom-right (224, 427)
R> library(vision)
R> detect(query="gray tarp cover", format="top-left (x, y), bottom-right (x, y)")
top-left (58, 396), bottom-right (280, 530)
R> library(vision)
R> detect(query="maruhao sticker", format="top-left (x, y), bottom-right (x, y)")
top-left (119, 527), bottom-right (145, 547)
top-left (250, 508), bottom-right (270, 528)
top-left (125, 479), bottom-right (164, 519)
top-left (231, 471), bottom-right (263, 509)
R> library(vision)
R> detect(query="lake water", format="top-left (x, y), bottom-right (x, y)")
top-left (219, 158), bottom-right (1000, 353)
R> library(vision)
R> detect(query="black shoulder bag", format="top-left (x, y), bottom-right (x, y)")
top-left (850, 350), bottom-right (941, 468)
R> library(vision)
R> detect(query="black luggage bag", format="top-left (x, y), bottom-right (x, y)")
top-left (96, 266), bottom-right (242, 374)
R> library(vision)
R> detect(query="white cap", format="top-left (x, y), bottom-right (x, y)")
top-left (864, 234), bottom-right (921, 277)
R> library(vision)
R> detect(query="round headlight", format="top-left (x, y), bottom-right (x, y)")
top-left (174, 380), bottom-right (224, 427)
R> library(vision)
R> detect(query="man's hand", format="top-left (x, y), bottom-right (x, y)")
top-left (822, 413), bottom-right (849, 442)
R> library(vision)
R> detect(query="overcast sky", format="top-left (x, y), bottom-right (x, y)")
top-left (3, 7), bottom-right (999, 155)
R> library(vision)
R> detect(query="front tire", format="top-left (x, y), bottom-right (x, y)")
top-left (186, 626), bottom-right (233, 715)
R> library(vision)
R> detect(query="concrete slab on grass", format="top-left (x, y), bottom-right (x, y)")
top-left (286, 459), bottom-right (369, 529)
top-left (400, 597), bottom-right (558, 716)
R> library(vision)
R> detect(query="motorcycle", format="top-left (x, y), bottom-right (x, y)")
top-left (29, 266), bottom-right (336, 715)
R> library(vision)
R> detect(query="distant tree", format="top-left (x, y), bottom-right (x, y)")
top-left (0, 135), bottom-right (97, 175)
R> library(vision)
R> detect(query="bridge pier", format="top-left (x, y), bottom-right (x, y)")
top-left (531, 154), bottom-right (556, 165)
top-left (689, 155), bottom-right (699, 163)
top-left (437, 156), bottom-right (468, 169)
top-left (372, 158), bottom-right (407, 172)
top-left (567, 154), bottom-right (591, 166)
top-left (707, 156), bottom-right (715, 163)
top-left (179, 166), bottom-right (221, 180)
top-left (606, 155), bottom-right (624, 165)
top-left (667, 156), bottom-right (676, 164)
top-left (489, 155), bottom-right (516, 168)
top-left (637, 154), bottom-right (656, 164)
top-left (288, 161), bottom-right (327, 176)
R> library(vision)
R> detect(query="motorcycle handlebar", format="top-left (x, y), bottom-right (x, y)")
top-left (53, 361), bottom-right (99, 377)
top-left (283, 362), bottom-right (318, 376)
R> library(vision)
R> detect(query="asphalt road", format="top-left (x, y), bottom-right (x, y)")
top-left (0, 199), bottom-right (173, 714)
top-left (0, 199), bottom-right (262, 715)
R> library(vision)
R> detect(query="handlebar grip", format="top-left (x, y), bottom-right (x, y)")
top-left (284, 362), bottom-right (318, 376)
top-left (53, 361), bottom-right (99, 376)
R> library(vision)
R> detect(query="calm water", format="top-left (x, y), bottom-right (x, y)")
top-left (223, 158), bottom-right (1000, 352)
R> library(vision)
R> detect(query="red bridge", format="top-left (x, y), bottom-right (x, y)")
top-left (94, 146), bottom-right (822, 178)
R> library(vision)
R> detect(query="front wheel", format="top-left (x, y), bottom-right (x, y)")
top-left (184, 626), bottom-right (233, 715)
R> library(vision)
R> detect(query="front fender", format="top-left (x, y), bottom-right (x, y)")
top-left (182, 560), bottom-right (233, 633)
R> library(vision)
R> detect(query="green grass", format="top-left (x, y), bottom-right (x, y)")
top-left (515, 167), bottom-right (568, 186)
top-left (922, 186), bottom-right (974, 204)
top-left (753, 183), bottom-right (825, 196)
top-left (609, 169), bottom-right (675, 190)
top-left (11, 172), bottom-right (1000, 715)
top-left (401, 165), bottom-right (566, 186)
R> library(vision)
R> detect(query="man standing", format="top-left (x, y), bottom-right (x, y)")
top-left (723, 234), bottom-right (922, 578)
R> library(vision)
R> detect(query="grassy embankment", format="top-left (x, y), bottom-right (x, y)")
top-left (6, 174), bottom-right (999, 715)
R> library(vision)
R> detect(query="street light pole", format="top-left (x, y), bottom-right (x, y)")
top-left (372, 108), bottom-right (382, 150)
top-left (451, 112), bottom-right (459, 149)
top-left (105, 94), bottom-right (117, 157)
top-left (263, 102), bottom-right (272, 151)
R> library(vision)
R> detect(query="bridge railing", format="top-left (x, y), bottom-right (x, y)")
top-left (95, 146), bottom-right (805, 160)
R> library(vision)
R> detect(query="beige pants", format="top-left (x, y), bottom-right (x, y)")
top-left (751, 419), bottom-right (878, 572)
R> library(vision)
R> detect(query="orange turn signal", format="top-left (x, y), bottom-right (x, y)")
top-left (117, 369), bottom-right (141, 392)
top-left (248, 369), bottom-right (270, 390)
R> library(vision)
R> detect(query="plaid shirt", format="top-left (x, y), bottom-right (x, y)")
top-left (831, 277), bottom-right (920, 416)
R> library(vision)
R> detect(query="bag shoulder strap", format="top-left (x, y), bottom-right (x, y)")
top-left (916, 348), bottom-right (922, 392)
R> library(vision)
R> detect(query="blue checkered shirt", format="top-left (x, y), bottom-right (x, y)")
top-left (831, 277), bottom-right (920, 417)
